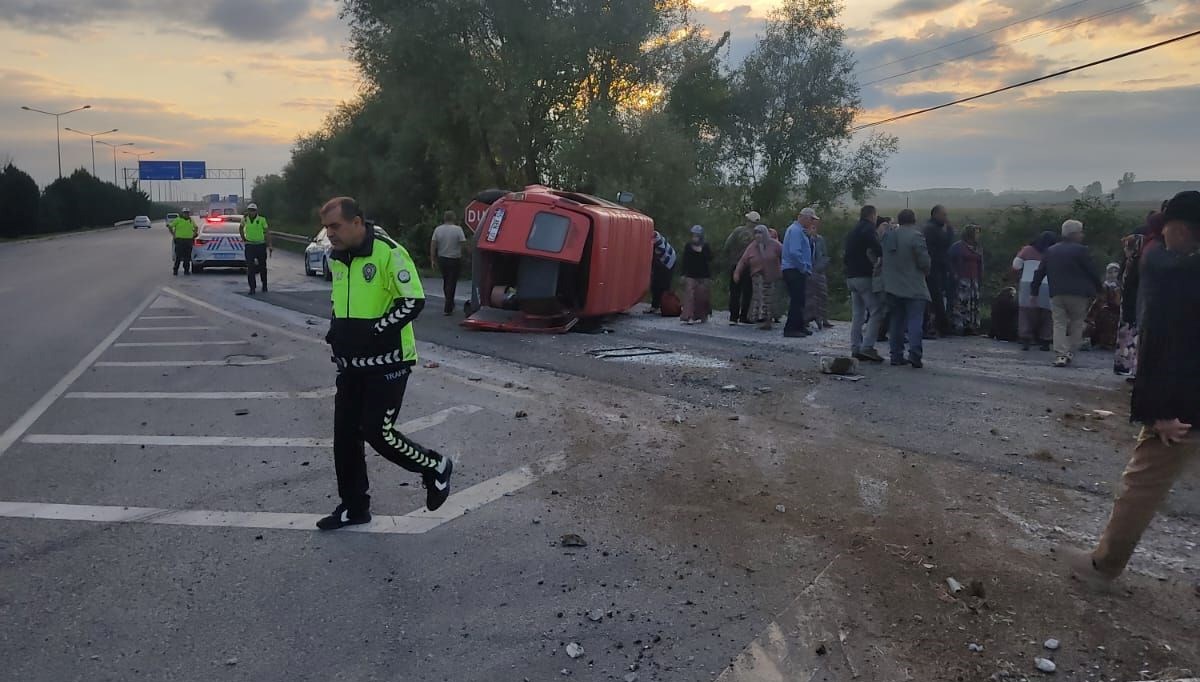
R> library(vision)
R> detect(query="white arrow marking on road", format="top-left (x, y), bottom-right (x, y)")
top-left (23, 405), bottom-right (481, 447)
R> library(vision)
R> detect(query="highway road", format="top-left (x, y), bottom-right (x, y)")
top-left (0, 226), bottom-right (1197, 681)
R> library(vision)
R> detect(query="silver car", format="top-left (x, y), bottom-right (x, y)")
top-left (305, 224), bottom-right (395, 281)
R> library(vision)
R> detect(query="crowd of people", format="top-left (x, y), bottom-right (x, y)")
top-left (650, 198), bottom-right (1180, 374)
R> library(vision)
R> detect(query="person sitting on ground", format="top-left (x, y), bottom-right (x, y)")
top-left (1066, 190), bottom-right (1200, 587)
top-left (1013, 231), bottom-right (1057, 351)
top-left (734, 225), bottom-right (784, 331)
top-left (679, 225), bottom-right (713, 325)
top-left (948, 224), bottom-right (984, 336)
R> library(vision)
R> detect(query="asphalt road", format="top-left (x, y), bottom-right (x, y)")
top-left (1, 231), bottom-right (1197, 681)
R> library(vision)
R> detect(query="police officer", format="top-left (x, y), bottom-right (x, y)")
top-left (316, 196), bottom-right (454, 530)
top-left (239, 202), bottom-right (272, 294)
top-left (168, 208), bottom-right (197, 275)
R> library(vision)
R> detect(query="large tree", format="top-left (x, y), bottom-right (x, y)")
top-left (727, 0), bottom-right (896, 213)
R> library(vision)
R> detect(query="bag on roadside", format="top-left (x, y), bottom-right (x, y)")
top-left (660, 290), bottom-right (682, 317)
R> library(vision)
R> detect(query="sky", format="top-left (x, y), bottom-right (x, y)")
top-left (0, 0), bottom-right (1196, 197)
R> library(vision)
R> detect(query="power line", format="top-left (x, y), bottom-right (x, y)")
top-left (852, 27), bottom-right (1200, 132)
top-left (861, 0), bottom-right (1158, 87)
top-left (858, 0), bottom-right (1095, 74)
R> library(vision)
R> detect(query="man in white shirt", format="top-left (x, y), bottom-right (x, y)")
top-left (430, 211), bottom-right (468, 315)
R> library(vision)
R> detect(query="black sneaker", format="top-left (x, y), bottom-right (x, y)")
top-left (909, 356), bottom-right (924, 369)
top-left (423, 455), bottom-right (454, 511)
top-left (316, 504), bottom-right (371, 530)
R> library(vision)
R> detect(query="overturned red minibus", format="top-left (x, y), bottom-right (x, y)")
top-left (461, 186), bottom-right (654, 333)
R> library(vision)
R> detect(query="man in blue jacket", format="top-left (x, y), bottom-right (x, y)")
top-left (782, 208), bottom-right (815, 337)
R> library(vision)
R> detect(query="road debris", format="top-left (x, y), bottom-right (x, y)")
top-left (565, 642), bottom-right (584, 659)
top-left (721, 384), bottom-right (740, 393)
top-left (515, 410), bottom-right (528, 418)
top-left (587, 609), bottom-right (604, 622)
top-left (968, 643), bottom-right (984, 652)
top-left (1034, 657), bottom-right (1056, 673)
top-left (1044, 638), bottom-right (1060, 651)
top-left (819, 356), bottom-right (859, 375)
top-left (423, 361), bottom-right (440, 369)
top-left (234, 408), bottom-right (249, 416)
top-left (560, 534), bottom-right (587, 548)
top-left (946, 577), bottom-right (964, 594)
top-left (775, 504), bottom-right (787, 513)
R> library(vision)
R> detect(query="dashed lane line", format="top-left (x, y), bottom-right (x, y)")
top-left (23, 405), bottom-right (482, 448)
top-left (0, 452), bottom-right (566, 534)
top-left (66, 388), bottom-right (337, 400)
top-left (0, 290), bottom-right (160, 459)
top-left (94, 355), bottom-right (294, 367)
top-left (138, 315), bottom-right (198, 321)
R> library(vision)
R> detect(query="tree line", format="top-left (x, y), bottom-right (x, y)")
top-left (252, 0), bottom-right (897, 267)
top-left (0, 162), bottom-right (168, 239)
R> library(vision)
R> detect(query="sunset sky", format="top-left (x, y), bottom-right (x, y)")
top-left (1, 0), bottom-right (1196, 197)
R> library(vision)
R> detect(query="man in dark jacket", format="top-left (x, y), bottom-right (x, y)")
top-left (1031, 219), bottom-right (1103, 367)
top-left (844, 205), bottom-right (884, 362)
top-left (1066, 191), bottom-right (1200, 587)
top-left (922, 205), bottom-right (954, 336)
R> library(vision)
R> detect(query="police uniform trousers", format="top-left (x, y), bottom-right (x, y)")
top-left (172, 238), bottom-right (193, 274)
top-left (333, 368), bottom-right (439, 513)
top-left (245, 243), bottom-right (268, 290)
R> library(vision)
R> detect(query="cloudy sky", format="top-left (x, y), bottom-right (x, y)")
top-left (1, 0), bottom-right (1196, 197)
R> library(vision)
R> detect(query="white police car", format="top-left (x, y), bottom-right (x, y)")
top-left (305, 223), bottom-right (395, 281)
top-left (192, 215), bottom-right (246, 273)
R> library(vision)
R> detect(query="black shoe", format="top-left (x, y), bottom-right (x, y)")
top-left (1021, 341), bottom-right (1030, 351)
top-left (890, 358), bottom-right (910, 366)
top-left (783, 330), bottom-right (810, 338)
top-left (262, 284), bottom-right (268, 293)
top-left (1040, 343), bottom-right (1051, 352)
top-left (854, 348), bottom-right (884, 363)
top-left (909, 356), bottom-right (923, 369)
top-left (316, 504), bottom-right (371, 530)
top-left (248, 289), bottom-right (256, 295)
top-left (423, 455), bottom-right (454, 511)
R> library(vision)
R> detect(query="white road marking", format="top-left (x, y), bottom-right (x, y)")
top-left (0, 452), bottom-right (566, 534)
top-left (94, 355), bottom-right (294, 367)
top-left (149, 296), bottom-right (181, 309)
top-left (163, 287), bottom-right (323, 345)
top-left (66, 388), bottom-right (337, 400)
top-left (26, 435), bottom-right (333, 447)
top-left (128, 326), bottom-right (213, 331)
top-left (0, 290), bottom-right (160, 459)
top-left (24, 405), bottom-right (482, 448)
top-left (138, 315), bottom-right (198, 320)
top-left (113, 341), bottom-right (248, 347)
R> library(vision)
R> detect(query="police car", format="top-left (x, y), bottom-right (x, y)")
top-left (192, 215), bottom-right (246, 273)
top-left (305, 223), bottom-right (395, 281)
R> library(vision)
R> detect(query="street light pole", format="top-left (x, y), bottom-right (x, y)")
top-left (64, 127), bottom-right (118, 177)
top-left (20, 104), bottom-right (91, 179)
top-left (120, 149), bottom-right (154, 190)
top-left (97, 141), bottom-right (133, 185)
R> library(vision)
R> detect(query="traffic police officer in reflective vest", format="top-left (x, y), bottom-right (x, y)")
top-left (168, 208), bottom-right (197, 275)
top-left (239, 202), bottom-right (272, 294)
top-left (316, 196), bottom-right (454, 530)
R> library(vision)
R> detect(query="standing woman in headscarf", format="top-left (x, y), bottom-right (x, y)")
top-left (1013, 231), bottom-right (1058, 351)
top-left (948, 224), bottom-right (984, 335)
top-left (680, 225), bottom-right (714, 324)
top-left (734, 225), bottom-right (784, 330)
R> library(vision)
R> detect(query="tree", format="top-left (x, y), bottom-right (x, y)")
top-left (1118, 171), bottom-right (1136, 188)
top-left (726, 0), bottom-right (896, 213)
top-left (1083, 181), bottom-right (1104, 198)
top-left (0, 163), bottom-right (39, 239)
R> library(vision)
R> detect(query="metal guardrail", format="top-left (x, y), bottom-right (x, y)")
top-left (272, 232), bottom-right (313, 245)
